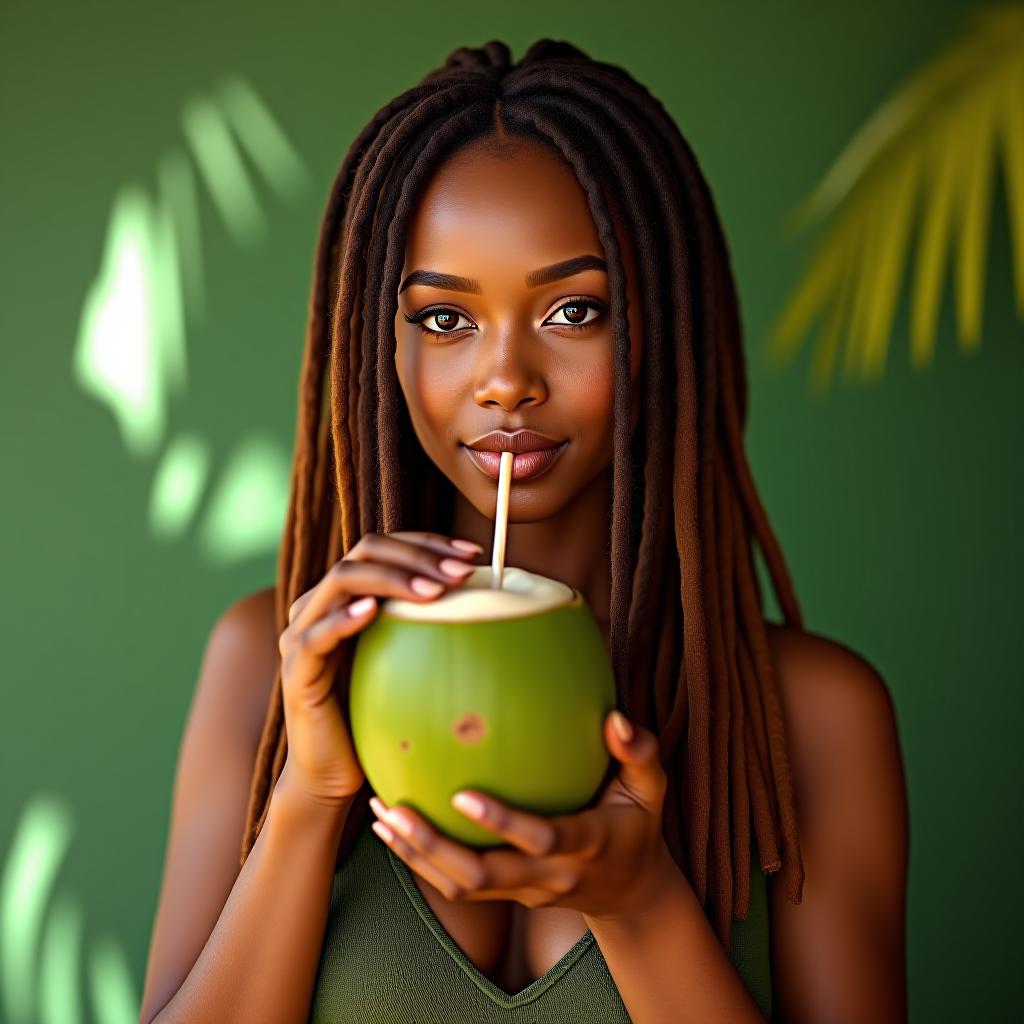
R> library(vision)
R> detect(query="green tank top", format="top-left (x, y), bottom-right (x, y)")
top-left (309, 816), bottom-right (772, 1022)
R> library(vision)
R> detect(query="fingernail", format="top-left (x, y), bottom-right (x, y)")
top-left (452, 539), bottom-right (484, 554)
top-left (452, 792), bottom-right (486, 819)
top-left (372, 821), bottom-right (395, 844)
top-left (439, 557), bottom-right (474, 579)
top-left (411, 576), bottom-right (444, 596)
top-left (386, 810), bottom-right (414, 837)
top-left (348, 596), bottom-right (376, 616)
top-left (611, 710), bottom-right (634, 743)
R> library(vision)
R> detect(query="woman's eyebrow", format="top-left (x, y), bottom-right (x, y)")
top-left (398, 254), bottom-right (608, 295)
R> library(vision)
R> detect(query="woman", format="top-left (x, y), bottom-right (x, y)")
top-left (139, 39), bottom-right (908, 1023)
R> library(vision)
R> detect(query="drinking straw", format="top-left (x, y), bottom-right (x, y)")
top-left (490, 451), bottom-right (513, 589)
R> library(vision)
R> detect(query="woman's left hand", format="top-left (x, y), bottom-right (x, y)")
top-left (368, 710), bottom-right (677, 922)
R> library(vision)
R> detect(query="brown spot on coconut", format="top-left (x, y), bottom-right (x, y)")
top-left (452, 711), bottom-right (488, 745)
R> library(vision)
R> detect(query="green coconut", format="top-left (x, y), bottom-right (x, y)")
top-left (349, 565), bottom-right (617, 846)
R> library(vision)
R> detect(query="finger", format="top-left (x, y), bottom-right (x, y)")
top-left (346, 532), bottom-right (484, 586)
top-left (285, 559), bottom-right (449, 637)
top-left (370, 794), bottom-right (489, 892)
top-left (384, 531), bottom-right (485, 559)
top-left (298, 596), bottom-right (378, 656)
top-left (287, 531), bottom-right (483, 623)
top-left (288, 583), bottom-right (369, 626)
top-left (370, 798), bottom-right (487, 893)
top-left (287, 586), bottom-right (315, 626)
top-left (471, 847), bottom-right (576, 905)
top-left (451, 792), bottom-right (558, 858)
top-left (517, 887), bottom-right (563, 909)
top-left (367, 812), bottom-right (554, 902)
top-left (279, 600), bottom-right (379, 708)
top-left (452, 792), bottom-right (605, 861)
top-left (371, 821), bottom-right (468, 902)
top-left (604, 714), bottom-right (668, 813)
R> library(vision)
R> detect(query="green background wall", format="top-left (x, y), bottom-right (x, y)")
top-left (2, 1), bottom-right (1020, 1021)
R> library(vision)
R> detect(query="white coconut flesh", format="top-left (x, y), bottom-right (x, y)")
top-left (380, 565), bottom-right (577, 623)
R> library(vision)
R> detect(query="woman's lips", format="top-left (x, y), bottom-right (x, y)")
top-left (464, 442), bottom-right (568, 482)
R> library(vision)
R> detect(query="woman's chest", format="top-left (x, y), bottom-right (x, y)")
top-left (413, 873), bottom-right (591, 991)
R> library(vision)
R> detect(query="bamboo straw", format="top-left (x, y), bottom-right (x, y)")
top-left (490, 451), bottom-right (513, 589)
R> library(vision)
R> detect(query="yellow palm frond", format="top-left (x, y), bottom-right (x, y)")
top-left (766, 4), bottom-right (1024, 391)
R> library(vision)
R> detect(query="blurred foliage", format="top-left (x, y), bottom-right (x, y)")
top-left (767, 3), bottom-right (1024, 392)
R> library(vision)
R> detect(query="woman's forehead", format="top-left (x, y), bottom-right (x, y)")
top-left (402, 139), bottom-right (604, 269)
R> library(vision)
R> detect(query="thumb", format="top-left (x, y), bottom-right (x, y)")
top-left (605, 710), bottom-right (668, 812)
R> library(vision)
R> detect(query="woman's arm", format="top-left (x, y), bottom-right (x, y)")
top-left (766, 625), bottom-right (909, 1024)
top-left (147, 765), bottom-right (350, 1023)
top-left (138, 590), bottom-right (350, 1024)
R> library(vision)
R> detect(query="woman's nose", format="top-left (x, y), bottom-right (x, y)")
top-left (472, 330), bottom-right (547, 412)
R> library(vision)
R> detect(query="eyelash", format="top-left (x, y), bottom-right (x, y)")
top-left (403, 296), bottom-right (609, 338)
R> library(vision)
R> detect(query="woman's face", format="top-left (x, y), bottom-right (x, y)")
top-left (394, 135), bottom-right (643, 524)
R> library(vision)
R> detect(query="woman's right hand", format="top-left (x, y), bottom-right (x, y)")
top-left (276, 531), bottom-right (484, 809)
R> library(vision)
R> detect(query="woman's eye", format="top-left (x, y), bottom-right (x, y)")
top-left (544, 299), bottom-right (607, 331)
top-left (403, 307), bottom-right (474, 336)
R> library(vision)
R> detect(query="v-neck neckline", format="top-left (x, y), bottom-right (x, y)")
top-left (383, 843), bottom-right (597, 1008)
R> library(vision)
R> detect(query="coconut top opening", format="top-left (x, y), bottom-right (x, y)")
top-left (380, 565), bottom-right (576, 623)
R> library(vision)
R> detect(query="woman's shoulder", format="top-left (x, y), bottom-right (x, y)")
top-left (762, 620), bottom-right (905, 840)
top-left (763, 622), bottom-right (901, 799)
top-left (206, 584), bottom-right (279, 746)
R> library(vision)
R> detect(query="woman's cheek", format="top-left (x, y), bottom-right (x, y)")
top-left (395, 341), bottom-right (457, 462)
top-left (414, 353), bottom-right (462, 435)
top-left (421, 379), bottom-right (455, 434)
top-left (575, 355), bottom-right (616, 435)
